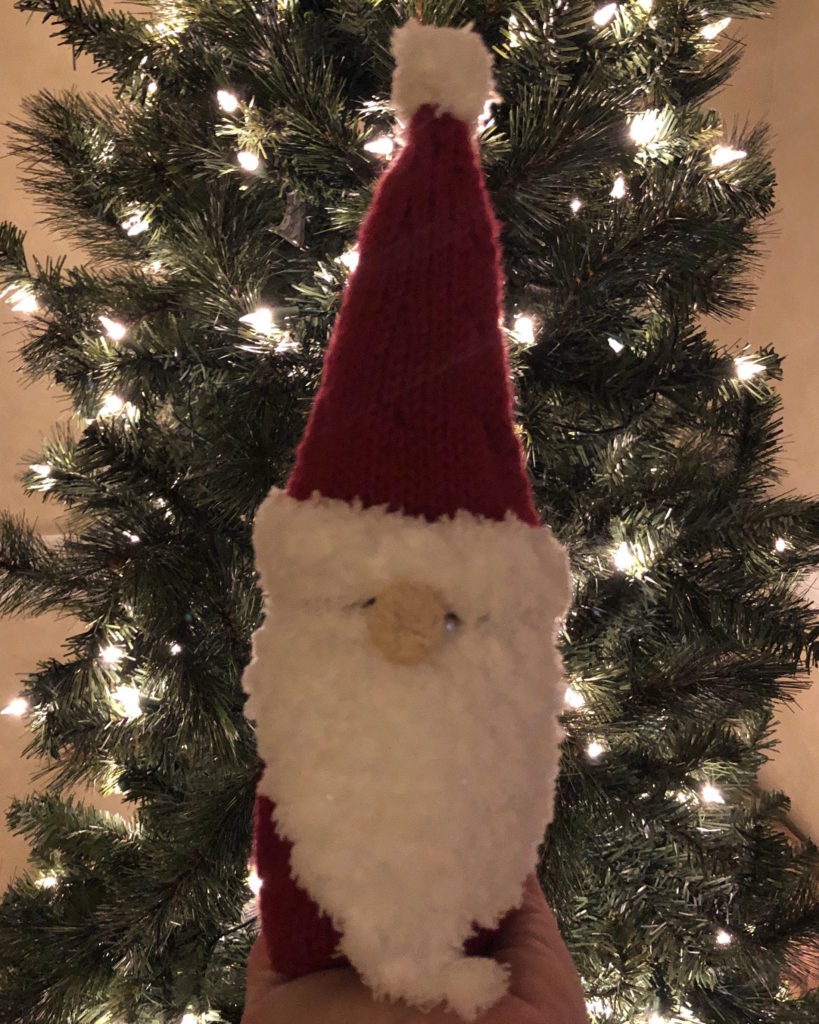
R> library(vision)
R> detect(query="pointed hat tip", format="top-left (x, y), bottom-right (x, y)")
top-left (391, 19), bottom-right (495, 125)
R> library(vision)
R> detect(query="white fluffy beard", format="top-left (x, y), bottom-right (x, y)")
top-left (243, 490), bottom-right (572, 1021)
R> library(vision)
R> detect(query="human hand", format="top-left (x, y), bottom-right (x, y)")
top-left (241, 874), bottom-right (589, 1024)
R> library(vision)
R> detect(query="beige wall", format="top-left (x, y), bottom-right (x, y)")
top-left (0, 12), bottom-right (102, 884)
top-left (712, 5), bottom-right (819, 838)
top-left (0, 3), bottom-right (816, 883)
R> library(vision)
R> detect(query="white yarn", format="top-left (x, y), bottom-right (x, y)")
top-left (391, 19), bottom-right (495, 125)
top-left (244, 490), bottom-right (572, 1020)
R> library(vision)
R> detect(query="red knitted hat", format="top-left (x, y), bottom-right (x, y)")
top-left (286, 20), bottom-right (538, 527)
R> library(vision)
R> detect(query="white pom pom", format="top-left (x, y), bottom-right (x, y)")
top-left (391, 20), bottom-right (495, 125)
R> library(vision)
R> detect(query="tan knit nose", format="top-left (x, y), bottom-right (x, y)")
top-left (365, 581), bottom-right (448, 665)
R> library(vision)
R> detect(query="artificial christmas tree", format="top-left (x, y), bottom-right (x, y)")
top-left (1, 1), bottom-right (818, 1023)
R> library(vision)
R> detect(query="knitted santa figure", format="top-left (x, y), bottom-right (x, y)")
top-left (242, 19), bottom-right (572, 1021)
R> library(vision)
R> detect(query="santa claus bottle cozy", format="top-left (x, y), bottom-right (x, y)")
top-left (242, 18), bottom-right (573, 1022)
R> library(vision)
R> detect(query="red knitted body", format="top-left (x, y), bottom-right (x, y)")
top-left (255, 106), bottom-right (539, 981)
top-left (254, 796), bottom-right (346, 975)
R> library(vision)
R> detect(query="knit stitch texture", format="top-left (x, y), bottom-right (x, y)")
top-left (286, 104), bottom-right (539, 527)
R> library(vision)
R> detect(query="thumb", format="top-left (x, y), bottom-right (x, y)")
top-left (500, 874), bottom-right (567, 956)
top-left (244, 935), bottom-right (281, 1005)
top-left (493, 874), bottom-right (588, 1020)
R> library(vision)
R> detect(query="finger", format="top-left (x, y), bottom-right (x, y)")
top-left (245, 935), bottom-right (282, 994)
top-left (496, 876), bottom-right (553, 950)
top-left (248, 965), bottom-right (416, 1024)
top-left (503, 875), bottom-right (581, 972)
top-left (494, 875), bottom-right (588, 1021)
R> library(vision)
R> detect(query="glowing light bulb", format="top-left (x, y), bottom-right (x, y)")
top-left (121, 210), bottom-right (149, 236)
top-left (112, 685), bottom-right (142, 720)
top-left (587, 740), bottom-right (605, 760)
top-left (507, 13), bottom-right (522, 47)
top-left (99, 644), bottom-right (125, 666)
top-left (775, 537), bottom-right (787, 553)
top-left (99, 315), bottom-right (127, 341)
top-left (702, 17), bottom-right (731, 40)
top-left (637, 0), bottom-right (653, 10)
top-left (248, 867), bottom-right (263, 895)
top-left (564, 687), bottom-right (586, 709)
top-left (570, 197), bottom-right (583, 214)
top-left (181, 1015), bottom-right (198, 1024)
top-left (237, 150), bottom-right (260, 172)
top-left (35, 874), bottom-right (58, 889)
top-left (146, 81), bottom-right (158, 96)
top-left (274, 335), bottom-right (299, 354)
top-left (716, 929), bottom-right (733, 946)
top-left (734, 356), bottom-right (764, 380)
top-left (701, 783), bottom-right (725, 804)
top-left (15, 292), bottom-right (38, 313)
top-left (30, 463), bottom-right (52, 478)
top-left (364, 136), bottom-right (394, 157)
top-left (608, 337), bottom-right (625, 354)
top-left (711, 146), bottom-right (747, 168)
top-left (593, 3), bottom-right (618, 27)
top-left (2, 697), bottom-right (28, 717)
top-left (477, 98), bottom-right (495, 133)
top-left (629, 109), bottom-right (664, 146)
top-left (98, 394), bottom-right (125, 417)
top-left (239, 307), bottom-right (274, 336)
top-left (648, 1014), bottom-right (668, 1024)
top-left (123, 530), bottom-right (141, 544)
top-left (610, 175), bottom-right (627, 199)
top-left (513, 315), bottom-right (536, 346)
top-left (169, 642), bottom-right (183, 655)
top-left (3, 285), bottom-right (39, 314)
top-left (337, 247), bottom-right (360, 273)
top-left (612, 541), bottom-right (635, 571)
top-left (217, 89), bottom-right (239, 113)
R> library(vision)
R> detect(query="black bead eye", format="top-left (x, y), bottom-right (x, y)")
top-left (444, 611), bottom-right (461, 632)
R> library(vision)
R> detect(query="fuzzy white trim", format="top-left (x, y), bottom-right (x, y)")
top-left (391, 19), bottom-right (494, 125)
top-left (244, 491), bottom-right (572, 1020)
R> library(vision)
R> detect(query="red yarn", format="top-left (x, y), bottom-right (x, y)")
top-left (254, 796), bottom-right (347, 976)
top-left (286, 105), bottom-right (539, 527)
